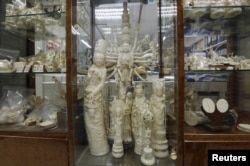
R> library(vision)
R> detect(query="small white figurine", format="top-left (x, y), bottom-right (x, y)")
top-left (150, 79), bottom-right (168, 158)
top-left (184, 82), bottom-right (210, 126)
top-left (110, 98), bottom-right (126, 158)
top-left (141, 110), bottom-right (155, 166)
top-left (122, 87), bottom-right (133, 143)
top-left (131, 83), bottom-right (150, 155)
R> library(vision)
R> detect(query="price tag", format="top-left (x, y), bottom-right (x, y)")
top-left (23, 65), bottom-right (32, 73)
top-left (33, 65), bottom-right (44, 72)
top-left (15, 65), bottom-right (25, 73)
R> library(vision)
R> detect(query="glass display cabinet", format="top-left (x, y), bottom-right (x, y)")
top-left (0, 0), bottom-right (69, 165)
top-left (70, 0), bottom-right (180, 166)
top-left (181, 0), bottom-right (250, 165)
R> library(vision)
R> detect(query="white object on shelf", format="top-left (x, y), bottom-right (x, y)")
top-left (216, 98), bottom-right (229, 113)
top-left (202, 98), bottom-right (215, 113)
top-left (39, 120), bottom-right (57, 129)
top-left (237, 123), bottom-right (250, 132)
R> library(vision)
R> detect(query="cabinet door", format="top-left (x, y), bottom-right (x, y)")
top-left (0, 136), bottom-right (68, 166)
top-left (0, 1), bottom-right (68, 133)
top-left (72, 0), bottom-right (179, 166)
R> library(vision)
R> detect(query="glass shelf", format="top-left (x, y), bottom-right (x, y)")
top-left (184, 5), bottom-right (250, 9)
top-left (5, 11), bottom-right (66, 17)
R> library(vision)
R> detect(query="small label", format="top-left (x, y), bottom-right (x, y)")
top-left (15, 65), bottom-right (25, 73)
top-left (33, 65), bottom-right (44, 72)
top-left (208, 150), bottom-right (250, 166)
top-left (23, 65), bottom-right (32, 73)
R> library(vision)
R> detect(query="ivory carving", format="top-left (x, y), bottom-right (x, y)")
top-left (150, 79), bottom-right (168, 158)
top-left (84, 40), bottom-right (109, 156)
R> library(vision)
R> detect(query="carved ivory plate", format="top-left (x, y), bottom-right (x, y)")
top-left (216, 99), bottom-right (229, 113)
top-left (237, 124), bottom-right (250, 133)
top-left (202, 98), bottom-right (215, 113)
top-left (39, 120), bottom-right (56, 129)
top-left (224, 8), bottom-right (242, 18)
top-left (210, 8), bottom-right (225, 19)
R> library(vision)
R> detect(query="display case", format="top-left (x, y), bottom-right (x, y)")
top-left (70, 0), bottom-right (180, 166)
top-left (181, 0), bottom-right (250, 165)
top-left (0, 0), bottom-right (68, 130)
top-left (0, 0), bottom-right (70, 165)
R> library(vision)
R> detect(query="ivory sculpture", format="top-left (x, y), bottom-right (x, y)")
top-left (84, 40), bottom-right (109, 156)
top-left (83, 3), bottom-right (170, 161)
top-left (131, 84), bottom-right (150, 155)
top-left (141, 109), bottom-right (155, 166)
top-left (122, 88), bottom-right (133, 143)
top-left (150, 79), bottom-right (168, 158)
top-left (103, 2), bottom-right (156, 146)
top-left (184, 82), bottom-right (210, 126)
top-left (110, 98), bottom-right (127, 158)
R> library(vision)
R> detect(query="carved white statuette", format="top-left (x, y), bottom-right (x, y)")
top-left (84, 40), bottom-right (109, 156)
top-left (141, 110), bottom-right (155, 166)
top-left (110, 99), bottom-right (127, 158)
top-left (184, 82), bottom-right (210, 126)
top-left (122, 88), bottom-right (133, 143)
top-left (170, 147), bottom-right (177, 160)
top-left (101, 3), bottom-right (159, 156)
top-left (131, 84), bottom-right (150, 155)
top-left (150, 79), bottom-right (168, 158)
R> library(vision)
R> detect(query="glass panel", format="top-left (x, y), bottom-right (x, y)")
top-left (161, 0), bottom-right (178, 163)
top-left (0, 0), bottom-right (67, 133)
top-left (74, 0), bottom-right (177, 165)
top-left (183, 1), bottom-right (250, 133)
top-left (72, 0), bottom-right (91, 163)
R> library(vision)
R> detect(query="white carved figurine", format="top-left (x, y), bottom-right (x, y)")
top-left (141, 109), bottom-right (155, 166)
top-left (122, 87), bottom-right (134, 143)
top-left (110, 98), bottom-right (127, 158)
top-left (117, 43), bottom-right (134, 98)
top-left (84, 39), bottom-right (110, 156)
top-left (184, 82), bottom-right (210, 126)
top-left (131, 83), bottom-right (150, 155)
top-left (150, 79), bottom-right (169, 158)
